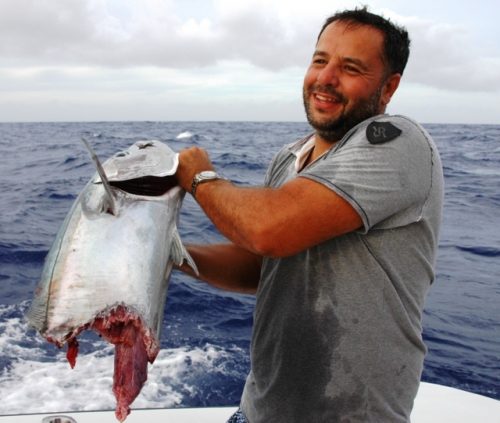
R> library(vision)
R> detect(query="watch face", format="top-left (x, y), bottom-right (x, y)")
top-left (191, 170), bottom-right (223, 196)
top-left (199, 171), bottom-right (218, 179)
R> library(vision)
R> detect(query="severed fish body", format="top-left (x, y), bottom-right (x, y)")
top-left (27, 140), bottom-right (196, 421)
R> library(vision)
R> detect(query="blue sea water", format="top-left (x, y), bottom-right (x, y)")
top-left (0, 121), bottom-right (499, 414)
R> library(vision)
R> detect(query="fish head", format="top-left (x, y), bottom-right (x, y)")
top-left (82, 140), bottom-right (183, 216)
top-left (103, 140), bottom-right (179, 181)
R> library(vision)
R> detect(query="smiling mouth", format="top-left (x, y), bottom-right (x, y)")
top-left (314, 93), bottom-right (340, 103)
top-left (311, 90), bottom-right (347, 112)
top-left (310, 85), bottom-right (346, 105)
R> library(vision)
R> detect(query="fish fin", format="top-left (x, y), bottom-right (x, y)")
top-left (171, 229), bottom-right (199, 276)
top-left (81, 137), bottom-right (117, 215)
top-left (26, 301), bottom-right (48, 333)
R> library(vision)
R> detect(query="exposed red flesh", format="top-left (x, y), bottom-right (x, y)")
top-left (112, 324), bottom-right (149, 421)
top-left (63, 305), bottom-right (158, 422)
top-left (66, 338), bottom-right (79, 369)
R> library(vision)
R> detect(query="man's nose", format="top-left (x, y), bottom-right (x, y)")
top-left (316, 63), bottom-right (340, 87)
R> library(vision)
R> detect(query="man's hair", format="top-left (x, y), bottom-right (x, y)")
top-left (318, 7), bottom-right (410, 76)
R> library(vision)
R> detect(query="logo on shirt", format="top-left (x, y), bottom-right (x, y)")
top-left (366, 121), bottom-right (402, 144)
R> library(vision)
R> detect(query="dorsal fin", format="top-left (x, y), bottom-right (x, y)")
top-left (81, 137), bottom-right (117, 215)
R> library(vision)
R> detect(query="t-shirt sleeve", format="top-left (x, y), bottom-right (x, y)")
top-left (300, 117), bottom-right (434, 232)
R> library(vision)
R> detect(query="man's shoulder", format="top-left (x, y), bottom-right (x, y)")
top-left (368, 114), bottom-right (423, 128)
top-left (342, 114), bottom-right (433, 148)
top-left (368, 114), bottom-right (431, 142)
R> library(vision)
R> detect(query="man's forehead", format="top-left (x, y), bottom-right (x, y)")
top-left (318, 20), bottom-right (384, 46)
top-left (316, 21), bottom-right (385, 62)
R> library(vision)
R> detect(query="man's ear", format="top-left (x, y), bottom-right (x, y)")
top-left (380, 73), bottom-right (401, 107)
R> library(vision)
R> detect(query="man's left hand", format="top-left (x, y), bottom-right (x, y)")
top-left (176, 147), bottom-right (215, 193)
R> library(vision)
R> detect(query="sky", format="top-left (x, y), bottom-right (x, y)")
top-left (0, 0), bottom-right (499, 124)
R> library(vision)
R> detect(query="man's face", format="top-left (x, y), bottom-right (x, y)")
top-left (303, 21), bottom-right (390, 142)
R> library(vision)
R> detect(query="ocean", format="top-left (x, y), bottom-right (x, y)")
top-left (0, 121), bottom-right (499, 415)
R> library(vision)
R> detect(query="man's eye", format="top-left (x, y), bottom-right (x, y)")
top-left (344, 65), bottom-right (360, 73)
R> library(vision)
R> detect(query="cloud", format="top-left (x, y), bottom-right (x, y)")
top-left (1, 0), bottom-right (499, 94)
top-left (0, 0), bottom-right (499, 123)
top-left (0, 0), bottom-right (341, 69)
top-left (385, 11), bottom-right (500, 92)
top-left (0, 1), bottom-right (94, 61)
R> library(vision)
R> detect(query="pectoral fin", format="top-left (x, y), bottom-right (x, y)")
top-left (171, 229), bottom-right (199, 276)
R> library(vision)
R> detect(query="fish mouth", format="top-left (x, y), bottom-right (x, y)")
top-left (108, 175), bottom-right (179, 196)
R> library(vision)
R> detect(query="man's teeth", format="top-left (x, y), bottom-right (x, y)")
top-left (316, 94), bottom-right (336, 102)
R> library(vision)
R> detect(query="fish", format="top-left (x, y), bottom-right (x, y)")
top-left (27, 139), bottom-right (197, 421)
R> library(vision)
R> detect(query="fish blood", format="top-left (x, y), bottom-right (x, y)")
top-left (93, 305), bottom-right (154, 422)
top-left (64, 305), bottom-right (157, 422)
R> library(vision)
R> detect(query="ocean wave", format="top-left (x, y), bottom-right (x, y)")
top-left (456, 245), bottom-right (500, 257)
top-left (38, 187), bottom-right (78, 201)
top-left (215, 316), bottom-right (254, 330)
top-left (0, 301), bottom-right (247, 414)
top-left (175, 131), bottom-right (194, 140)
top-left (0, 338), bottom-right (242, 414)
top-left (0, 248), bottom-right (47, 264)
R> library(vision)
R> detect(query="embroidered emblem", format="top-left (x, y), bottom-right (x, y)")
top-left (366, 121), bottom-right (402, 144)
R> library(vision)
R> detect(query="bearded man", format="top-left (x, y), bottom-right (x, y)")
top-left (175, 7), bottom-right (444, 423)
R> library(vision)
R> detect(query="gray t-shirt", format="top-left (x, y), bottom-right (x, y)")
top-left (240, 115), bottom-right (444, 422)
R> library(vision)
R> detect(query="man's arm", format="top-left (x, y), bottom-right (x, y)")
top-left (176, 147), bottom-right (363, 258)
top-left (178, 243), bottom-right (262, 295)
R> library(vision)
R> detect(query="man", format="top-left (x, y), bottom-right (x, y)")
top-left (175, 7), bottom-right (443, 423)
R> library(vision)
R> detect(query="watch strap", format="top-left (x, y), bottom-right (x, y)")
top-left (191, 171), bottom-right (225, 197)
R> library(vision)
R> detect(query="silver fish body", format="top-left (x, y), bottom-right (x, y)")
top-left (27, 140), bottom-right (196, 421)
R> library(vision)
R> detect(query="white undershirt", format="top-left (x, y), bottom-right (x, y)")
top-left (294, 136), bottom-right (316, 172)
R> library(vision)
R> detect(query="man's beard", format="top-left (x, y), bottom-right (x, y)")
top-left (303, 84), bottom-right (383, 143)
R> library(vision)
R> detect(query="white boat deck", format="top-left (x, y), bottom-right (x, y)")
top-left (1, 382), bottom-right (499, 422)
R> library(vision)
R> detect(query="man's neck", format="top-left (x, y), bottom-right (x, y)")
top-left (303, 135), bottom-right (338, 167)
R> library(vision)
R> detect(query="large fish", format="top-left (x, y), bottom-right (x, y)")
top-left (27, 139), bottom-right (197, 421)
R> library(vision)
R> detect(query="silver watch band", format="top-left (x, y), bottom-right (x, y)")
top-left (191, 170), bottom-right (225, 197)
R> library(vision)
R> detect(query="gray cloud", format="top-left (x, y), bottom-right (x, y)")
top-left (0, 1), bottom-right (94, 60)
top-left (402, 16), bottom-right (500, 92)
top-left (0, 0), bottom-right (314, 68)
top-left (0, 0), bottom-right (498, 93)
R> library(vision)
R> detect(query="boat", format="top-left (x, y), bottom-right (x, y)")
top-left (1, 382), bottom-right (498, 422)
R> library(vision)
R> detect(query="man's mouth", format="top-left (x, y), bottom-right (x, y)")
top-left (309, 85), bottom-right (346, 107)
top-left (311, 89), bottom-right (347, 112)
top-left (314, 92), bottom-right (340, 103)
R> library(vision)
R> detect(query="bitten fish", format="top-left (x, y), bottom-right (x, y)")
top-left (27, 139), bottom-right (197, 421)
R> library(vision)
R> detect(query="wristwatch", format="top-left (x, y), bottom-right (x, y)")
top-left (191, 170), bottom-right (226, 197)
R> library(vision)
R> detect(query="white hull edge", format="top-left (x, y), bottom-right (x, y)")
top-left (1, 382), bottom-right (499, 422)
